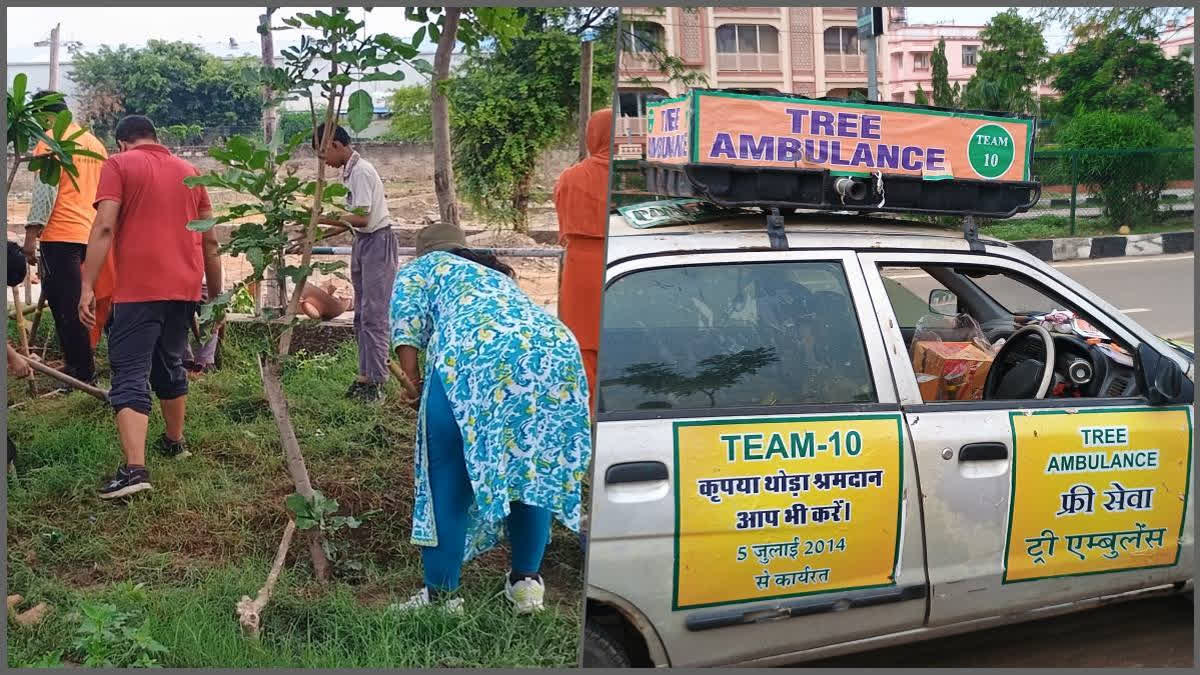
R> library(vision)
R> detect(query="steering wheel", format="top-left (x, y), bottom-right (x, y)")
top-left (984, 324), bottom-right (1057, 400)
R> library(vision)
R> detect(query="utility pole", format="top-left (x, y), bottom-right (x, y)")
top-left (259, 7), bottom-right (280, 314)
top-left (48, 24), bottom-right (61, 90)
top-left (857, 8), bottom-right (883, 101)
top-left (577, 29), bottom-right (596, 161)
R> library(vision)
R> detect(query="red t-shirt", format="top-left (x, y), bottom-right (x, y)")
top-left (93, 144), bottom-right (212, 304)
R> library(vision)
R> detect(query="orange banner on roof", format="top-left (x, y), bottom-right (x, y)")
top-left (646, 90), bottom-right (1035, 183)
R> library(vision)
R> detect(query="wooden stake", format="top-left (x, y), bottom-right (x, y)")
top-left (236, 518), bottom-right (295, 638)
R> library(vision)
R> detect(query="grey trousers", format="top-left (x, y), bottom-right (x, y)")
top-left (352, 226), bottom-right (399, 384)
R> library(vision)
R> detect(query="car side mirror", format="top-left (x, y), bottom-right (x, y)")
top-left (929, 289), bottom-right (958, 317)
top-left (1136, 342), bottom-right (1194, 406)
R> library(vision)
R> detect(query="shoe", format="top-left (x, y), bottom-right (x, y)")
top-left (155, 434), bottom-right (191, 459)
top-left (98, 465), bottom-right (153, 500)
top-left (389, 588), bottom-right (465, 615)
top-left (505, 573), bottom-right (545, 615)
top-left (347, 381), bottom-right (385, 403)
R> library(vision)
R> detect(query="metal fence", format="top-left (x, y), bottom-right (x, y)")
top-left (611, 148), bottom-right (1195, 234)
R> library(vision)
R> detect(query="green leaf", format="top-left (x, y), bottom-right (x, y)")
top-left (11, 73), bottom-right (27, 105)
top-left (226, 135), bottom-right (255, 162)
top-left (186, 219), bottom-right (218, 233)
top-left (346, 90), bottom-right (374, 132)
top-left (410, 58), bottom-right (434, 76)
top-left (411, 25), bottom-right (427, 49)
top-left (359, 71), bottom-right (405, 83)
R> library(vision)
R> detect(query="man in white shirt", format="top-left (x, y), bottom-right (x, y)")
top-left (314, 123), bottom-right (399, 402)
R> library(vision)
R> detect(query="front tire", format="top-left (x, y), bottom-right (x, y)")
top-left (582, 623), bottom-right (631, 668)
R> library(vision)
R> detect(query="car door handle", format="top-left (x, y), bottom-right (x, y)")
top-left (605, 461), bottom-right (669, 485)
top-left (959, 442), bottom-right (1008, 461)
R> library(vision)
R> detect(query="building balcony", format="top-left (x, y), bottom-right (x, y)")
top-left (716, 52), bottom-right (782, 72)
top-left (824, 51), bottom-right (864, 72)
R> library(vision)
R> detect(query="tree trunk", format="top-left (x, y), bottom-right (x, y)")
top-left (431, 8), bottom-right (462, 227)
top-left (512, 171), bottom-right (534, 234)
top-left (577, 39), bottom-right (594, 162)
top-left (258, 7), bottom-right (280, 315)
top-left (258, 355), bottom-right (330, 582)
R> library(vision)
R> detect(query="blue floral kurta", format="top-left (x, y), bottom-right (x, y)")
top-left (390, 251), bottom-right (592, 562)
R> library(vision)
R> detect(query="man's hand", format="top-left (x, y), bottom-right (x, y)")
top-left (22, 230), bottom-right (39, 265)
top-left (7, 345), bottom-right (31, 378)
top-left (399, 379), bottom-right (422, 411)
top-left (79, 284), bottom-right (97, 329)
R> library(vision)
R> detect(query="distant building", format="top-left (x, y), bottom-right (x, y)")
top-left (1158, 14), bottom-right (1194, 62)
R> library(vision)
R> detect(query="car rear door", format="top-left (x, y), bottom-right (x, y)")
top-left (588, 250), bottom-right (929, 667)
top-left (857, 250), bottom-right (1194, 628)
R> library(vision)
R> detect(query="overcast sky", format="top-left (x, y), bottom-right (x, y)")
top-left (0, 6), bottom-right (1155, 61)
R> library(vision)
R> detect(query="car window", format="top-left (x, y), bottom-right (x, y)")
top-left (875, 262), bottom-right (1141, 403)
top-left (881, 269), bottom-right (949, 328)
top-left (599, 261), bottom-right (877, 412)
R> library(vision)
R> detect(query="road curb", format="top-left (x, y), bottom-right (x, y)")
top-left (1010, 230), bottom-right (1194, 262)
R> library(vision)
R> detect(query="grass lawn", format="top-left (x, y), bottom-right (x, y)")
top-left (982, 214), bottom-right (1194, 242)
top-left (6, 323), bottom-right (583, 667)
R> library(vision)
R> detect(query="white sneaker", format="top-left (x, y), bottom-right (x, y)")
top-left (505, 574), bottom-right (545, 615)
top-left (389, 588), bottom-right (465, 615)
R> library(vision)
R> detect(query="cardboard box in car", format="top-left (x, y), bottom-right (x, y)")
top-left (911, 341), bottom-right (994, 401)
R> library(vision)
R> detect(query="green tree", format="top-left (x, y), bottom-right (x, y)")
top-left (913, 83), bottom-right (929, 105)
top-left (930, 38), bottom-right (960, 108)
top-left (1058, 110), bottom-right (1173, 226)
top-left (6, 74), bottom-right (104, 192)
top-left (70, 41), bottom-right (262, 140)
top-left (386, 85), bottom-right (433, 142)
top-left (1050, 26), bottom-right (1193, 124)
top-left (962, 9), bottom-right (1049, 114)
top-left (1030, 6), bottom-right (1191, 35)
top-left (451, 7), bottom-right (616, 231)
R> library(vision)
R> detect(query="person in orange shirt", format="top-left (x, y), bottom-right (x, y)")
top-left (23, 91), bottom-right (110, 385)
top-left (552, 108), bottom-right (612, 415)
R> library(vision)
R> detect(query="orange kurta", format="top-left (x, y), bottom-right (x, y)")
top-left (553, 108), bottom-right (612, 412)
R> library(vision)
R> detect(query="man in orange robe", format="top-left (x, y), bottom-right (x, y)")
top-left (553, 108), bottom-right (611, 415)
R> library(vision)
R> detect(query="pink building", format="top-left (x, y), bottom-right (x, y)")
top-left (616, 7), bottom-right (998, 151)
top-left (1158, 15), bottom-right (1194, 62)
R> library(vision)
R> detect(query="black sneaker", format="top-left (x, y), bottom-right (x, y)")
top-left (347, 382), bottom-right (385, 403)
top-left (155, 434), bottom-right (192, 459)
top-left (98, 465), bottom-right (153, 500)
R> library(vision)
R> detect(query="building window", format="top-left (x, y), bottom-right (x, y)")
top-left (716, 24), bottom-right (781, 71)
top-left (962, 45), bottom-right (978, 67)
top-left (617, 89), bottom-right (669, 137)
top-left (892, 92), bottom-right (906, 103)
top-left (824, 26), bottom-right (864, 71)
top-left (621, 21), bottom-right (664, 55)
top-left (913, 52), bottom-right (930, 70)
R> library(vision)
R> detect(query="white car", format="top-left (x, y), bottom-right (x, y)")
top-left (583, 209), bottom-right (1194, 667)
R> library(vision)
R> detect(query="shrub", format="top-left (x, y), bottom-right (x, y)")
top-left (387, 85), bottom-right (433, 143)
top-left (1056, 110), bottom-right (1174, 226)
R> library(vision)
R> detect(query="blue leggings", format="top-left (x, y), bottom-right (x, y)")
top-left (422, 372), bottom-right (552, 592)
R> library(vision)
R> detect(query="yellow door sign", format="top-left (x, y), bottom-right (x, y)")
top-left (673, 414), bottom-right (905, 610)
top-left (1003, 407), bottom-right (1193, 583)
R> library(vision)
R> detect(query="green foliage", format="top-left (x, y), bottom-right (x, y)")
top-left (962, 9), bottom-right (1049, 114)
top-left (1030, 6), bottom-right (1191, 35)
top-left (1057, 110), bottom-right (1176, 226)
top-left (930, 38), bottom-right (960, 108)
top-left (387, 86), bottom-right (433, 143)
top-left (451, 8), bottom-right (616, 231)
top-left (70, 41), bottom-right (262, 140)
top-left (277, 109), bottom-right (329, 145)
top-left (285, 490), bottom-right (377, 577)
top-left (71, 601), bottom-right (168, 668)
top-left (6, 74), bottom-right (105, 189)
top-left (913, 83), bottom-right (929, 105)
top-left (160, 124), bottom-right (204, 146)
top-left (1050, 26), bottom-right (1193, 125)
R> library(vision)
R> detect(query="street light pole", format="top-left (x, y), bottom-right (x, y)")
top-left (48, 23), bottom-right (61, 90)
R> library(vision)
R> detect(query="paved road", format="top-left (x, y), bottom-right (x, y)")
top-left (1052, 253), bottom-right (1194, 342)
top-left (808, 595), bottom-right (1193, 667)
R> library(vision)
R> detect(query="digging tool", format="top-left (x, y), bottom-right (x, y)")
top-left (24, 358), bottom-right (107, 401)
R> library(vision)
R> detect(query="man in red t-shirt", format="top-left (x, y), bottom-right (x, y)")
top-left (78, 115), bottom-right (223, 500)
